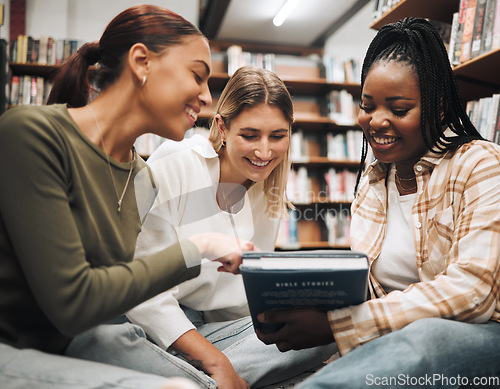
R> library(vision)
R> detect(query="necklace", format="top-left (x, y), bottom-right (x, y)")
top-left (86, 106), bottom-right (134, 213)
top-left (218, 183), bottom-right (236, 213)
top-left (395, 171), bottom-right (417, 193)
top-left (395, 171), bottom-right (416, 181)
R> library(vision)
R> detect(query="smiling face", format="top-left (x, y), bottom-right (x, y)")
top-left (358, 61), bottom-right (428, 176)
top-left (144, 36), bottom-right (212, 141)
top-left (218, 103), bottom-right (290, 186)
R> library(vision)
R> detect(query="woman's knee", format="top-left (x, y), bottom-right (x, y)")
top-left (66, 323), bottom-right (148, 357)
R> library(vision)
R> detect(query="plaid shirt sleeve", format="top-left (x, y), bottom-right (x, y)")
top-left (330, 141), bottom-right (500, 355)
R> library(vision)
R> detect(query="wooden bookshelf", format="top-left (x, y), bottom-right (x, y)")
top-left (207, 72), bottom-right (230, 91)
top-left (453, 49), bottom-right (500, 86)
top-left (208, 72), bottom-right (360, 97)
top-left (203, 73), bottom-right (362, 135)
top-left (370, 0), bottom-right (500, 102)
top-left (291, 157), bottom-right (361, 169)
top-left (199, 111), bottom-right (361, 133)
top-left (208, 41), bottom-right (362, 250)
top-left (285, 80), bottom-right (360, 96)
top-left (200, 68), bottom-right (360, 251)
top-left (9, 62), bottom-right (59, 78)
top-left (370, 0), bottom-right (459, 29)
top-left (453, 49), bottom-right (500, 101)
top-left (294, 117), bottom-right (360, 132)
top-left (209, 40), bottom-right (323, 57)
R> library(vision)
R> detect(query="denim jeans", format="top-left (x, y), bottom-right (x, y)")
top-left (0, 342), bottom-right (195, 389)
top-left (298, 318), bottom-right (500, 389)
top-left (65, 313), bottom-right (337, 388)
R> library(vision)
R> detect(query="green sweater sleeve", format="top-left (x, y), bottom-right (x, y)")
top-left (0, 105), bottom-right (200, 351)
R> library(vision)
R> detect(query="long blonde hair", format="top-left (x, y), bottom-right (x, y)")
top-left (208, 66), bottom-right (294, 218)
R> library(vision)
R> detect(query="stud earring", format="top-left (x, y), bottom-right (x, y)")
top-left (141, 75), bottom-right (147, 86)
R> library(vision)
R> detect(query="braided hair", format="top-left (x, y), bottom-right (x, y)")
top-left (354, 17), bottom-right (482, 194)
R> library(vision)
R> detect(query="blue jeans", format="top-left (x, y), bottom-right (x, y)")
top-left (65, 313), bottom-right (337, 388)
top-left (0, 342), bottom-right (194, 389)
top-left (298, 318), bottom-right (500, 389)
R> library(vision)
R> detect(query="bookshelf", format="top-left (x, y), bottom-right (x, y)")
top-left (198, 41), bottom-right (364, 250)
top-left (7, 35), bottom-right (85, 107)
top-left (9, 63), bottom-right (59, 78)
top-left (7, 63), bottom-right (55, 107)
top-left (370, 0), bottom-right (500, 144)
top-left (370, 0), bottom-right (500, 103)
top-left (370, 0), bottom-right (459, 29)
top-left (453, 49), bottom-right (500, 89)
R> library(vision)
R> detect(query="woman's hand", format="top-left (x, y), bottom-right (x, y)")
top-left (210, 362), bottom-right (250, 389)
top-left (188, 233), bottom-right (256, 274)
top-left (255, 309), bottom-right (335, 352)
top-left (171, 329), bottom-right (249, 389)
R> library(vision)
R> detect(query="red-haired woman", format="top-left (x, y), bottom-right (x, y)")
top-left (0, 5), bottom-right (254, 388)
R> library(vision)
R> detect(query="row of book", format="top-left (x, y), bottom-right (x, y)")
top-left (277, 210), bottom-right (300, 247)
top-left (372, 0), bottom-right (403, 21)
top-left (276, 208), bottom-right (351, 248)
top-left (449, 0), bottom-right (500, 65)
top-left (323, 56), bottom-right (362, 84)
top-left (290, 129), bottom-right (363, 163)
top-left (225, 44), bottom-right (362, 84)
top-left (226, 45), bottom-right (276, 76)
top-left (466, 93), bottom-right (500, 143)
top-left (8, 75), bottom-right (51, 106)
top-left (325, 211), bottom-right (351, 247)
top-left (373, 0), bottom-right (500, 66)
top-left (327, 89), bottom-right (359, 126)
top-left (287, 166), bottom-right (357, 204)
top-left (10, 34), bottom-right (85, 65)
top-left (326, 131), bottom-right (363, 162)
top-left (373, 4), bottom-right (454, 56)
top-left (293, 91), bottom-right (359, 127)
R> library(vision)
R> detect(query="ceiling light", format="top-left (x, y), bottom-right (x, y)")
top-left (273, 0), bottom-right (300, 27)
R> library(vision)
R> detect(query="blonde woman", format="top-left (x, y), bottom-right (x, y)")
top-left (69, 67), bottom-right (336, 389)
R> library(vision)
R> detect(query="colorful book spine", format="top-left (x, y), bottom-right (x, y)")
top-left (492, 0), bottom-right (500, 49)
top-left (460, 0), bottom-right (477, 63)
top-left (470, 0), bottom-right (487, 58)
top-left (480, 0), bottom-right (497, 55)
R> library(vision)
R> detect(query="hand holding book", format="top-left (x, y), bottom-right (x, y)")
top-left (255, 308), bottom-right (335, 352)
top-left (240, 250), bottom-right (369, 334)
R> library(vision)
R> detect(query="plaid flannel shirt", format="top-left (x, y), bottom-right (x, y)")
top-left (329, 139), bottom-right (500, 355)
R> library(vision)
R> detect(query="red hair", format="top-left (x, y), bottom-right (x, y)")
top-left (47, 5), bottom-right (204, 108)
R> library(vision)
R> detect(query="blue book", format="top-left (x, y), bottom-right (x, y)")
top-left (240, 250), bottom-right (369, 333)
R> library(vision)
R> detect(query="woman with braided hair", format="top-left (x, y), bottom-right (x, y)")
top-left (256, 17), bottom-right (500, 387)
top-left (0, 5), bottom-right (256, 388)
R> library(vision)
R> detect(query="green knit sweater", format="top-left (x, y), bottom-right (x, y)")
top-left (0, 104), bottom-right (200, 353)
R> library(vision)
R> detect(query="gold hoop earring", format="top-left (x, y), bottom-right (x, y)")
top-left (221, 140), bottom-right (226, 147)
top-left (141, 75), bottom-right (147, 86)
